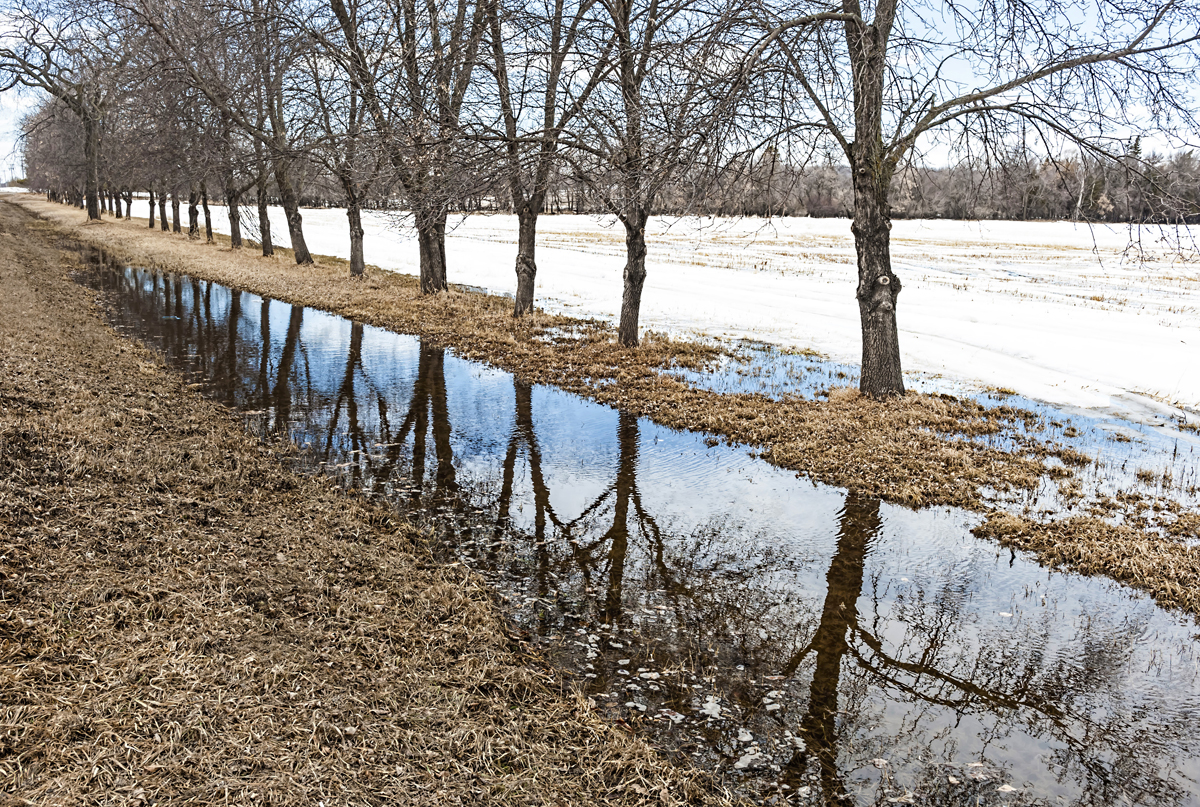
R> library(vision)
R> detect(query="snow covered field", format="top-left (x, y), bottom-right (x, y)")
top-left (198, 204), bottom-right (1199, 426)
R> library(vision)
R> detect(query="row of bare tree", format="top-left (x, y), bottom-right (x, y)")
top-left (5, 0), bottom-right (1200, 394)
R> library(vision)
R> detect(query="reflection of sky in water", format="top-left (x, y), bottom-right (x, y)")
top-left (672, 340), bottom-right (1200, 522)
top-left (82, 256), bottom-right (1200, 806)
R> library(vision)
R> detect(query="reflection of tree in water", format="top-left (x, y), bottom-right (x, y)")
top-left (268, 304), bottom-right (304, 434)
top-left (495, 380), bottom-right (561, 607)
top-left (323, 323), bottom-right (366, 489)
top-left (368, 343), bottom-right (458, 503)
top-left (782, 492), bottom-right (881, 805)
top-left (83, 265), bottom-right (1200, 806)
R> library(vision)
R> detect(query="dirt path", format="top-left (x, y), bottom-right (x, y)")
top-left (0, 203), bottom-right (734, 804)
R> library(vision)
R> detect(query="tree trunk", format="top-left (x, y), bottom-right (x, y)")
top-left (271, 304), bottom-right (304, 433)
top-left (81, 116), bottom-right (101, 221)
top-left (188, 186), bottom-right (200, 238)
top-left (617, 215), bottom-right (648, 347)
top-left (171, 192), bottom-right (181, 233)
top-left (850, 164), bottom-right (904, 397)
top-left (846, 15), bottom-right (905, 397)
top-left (346, 200), bottom-right (365, 277)
top-left (794, 492), bottom-right (880, 805)
top-left (257, 190), bottom-right (273, 257)
top-left (201, 182), bottom-right (213, 242)
top-left (415, 207), bottom-right (448, 294)
top-left (272, 160), bottom-right (313, 264)
top-left (226, 181), bottom-right (243, 249)
top-left (603, 411), bottom-right (638, 623)
top-left (512, 202), bottom-right (538, 316)
top-left (148, 189), bottom-right (156, 229)
top-left (158, 191), bottom-right (169, 232)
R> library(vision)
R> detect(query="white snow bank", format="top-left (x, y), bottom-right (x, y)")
top-left (193, 202), bottom-right (1200, 425)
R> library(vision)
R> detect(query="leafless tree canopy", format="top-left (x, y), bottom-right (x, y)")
top-left (4, 0), bottom-right (1200, 388)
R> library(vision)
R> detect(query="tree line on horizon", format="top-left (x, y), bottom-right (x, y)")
top-left (4, 0), bottom-right (1199, 395)
top-left (21, 117), bottom-right (1200, 225)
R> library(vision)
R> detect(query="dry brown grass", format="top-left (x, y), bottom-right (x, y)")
top-left (9, 195), bottom-right (1200, 629)
top-left (974, 512), bottom-right (1200, 616)
top-left (10, 195), bottom-right (1055, 511)
top-left (0, 201), bottom-right (737, 805)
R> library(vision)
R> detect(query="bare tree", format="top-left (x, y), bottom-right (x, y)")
top-left (751, 0), bottom-right (1200, 395)
top-left (301, 20), bottom-right (389, 276)
top-left (481, 0), bottom-right (612, 315)
top-left (327, 0), bottom-right (488, 293)
top-left (132, 0), bottom-right (320, 263)
top-left (562, 0), bottom-right (748, 346)
top-left (1, 0), bottom-right (139, 219)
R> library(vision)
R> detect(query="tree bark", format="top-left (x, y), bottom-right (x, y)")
top-left (272, 160), bottom-right (313, 265)
top-left (846, 13), bottom-right (905, 397)
top-left (850, 160), bottom-right (904, 397)
top-left (346, 201), bottom-right (365, 277)
top-left (81, 116), bottom-right (101, 221)
top-left (148, 189), bottom-right (156, 229)
top-left (617, 215), bottom-right (648, 347)
top-left (512, 202), bottom-right (538, 316)
top-left (171, 192), bottom-right (182, 233)
top-left (201, 182), bottom-right (213, 242)
top-left (188, 186), bottom-right (200, 238)
top-left (226, 181), bottom-right (243, 249)
top-left (257, 179), bottom-right (274, 257)
top-left (415, 207), bottom-right (449, 294)
top-left (158, 190), bottom-right (169, 232)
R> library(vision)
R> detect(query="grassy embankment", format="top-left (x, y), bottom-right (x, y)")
top-left (0, 199), bottom-right (740, 805)
top-left (7, 195), bottom-right (1200, 614)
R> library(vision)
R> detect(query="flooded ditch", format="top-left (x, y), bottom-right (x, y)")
top-left (75, 250), bottom-right (1200, 806)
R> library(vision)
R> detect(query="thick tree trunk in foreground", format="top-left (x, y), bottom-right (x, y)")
top-left (81, 117), bottom-right (101, 221)
top-left (201, 183), bottom-right (213, 242)
top-left (148, 189), bottom-right (156, 228)
top-left (171, 192), bottom-right (181, 233)
top-left (846, 15), bottom-right (905, 397)
top-left (257, 182), bottom-right (273, 257)
top-left (512, 203), bottom-right (538, 316)
top-left (850, 166), bottom-right (904, 397)
top-left (617, 216), bottom-right (649, 347)
top-left (273, 161), bottom-right (312, 265)
top-left (158, 191), bottom-right (168, 232)
top-left (226, 182), bottom-right (243, 249)
top-left (346, 202), bottom-right (365, 277)
top-left (188, 187), bottom-right (200, 238)
top-left (415, 208), bottom-right (449, 294)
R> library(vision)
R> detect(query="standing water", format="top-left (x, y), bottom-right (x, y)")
top-left (77, 251), bottom-right (1200, 806)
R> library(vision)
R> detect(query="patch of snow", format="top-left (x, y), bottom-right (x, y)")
top-left (198, 205), bottom-right (1200, 425)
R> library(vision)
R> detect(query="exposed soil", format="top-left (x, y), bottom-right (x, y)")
top-left (0, 201), bottom-right (739, 804)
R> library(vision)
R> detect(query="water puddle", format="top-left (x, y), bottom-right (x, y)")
top-left (76, 250), bottom-right (1200, 806)
top-left (673, 340), bottom-right (1200, 527)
